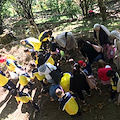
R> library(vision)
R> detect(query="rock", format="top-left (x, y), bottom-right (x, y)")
top-left (0, 44), bottom-right (3, 49)
top-left (0, 32), bottom-right (16, 44)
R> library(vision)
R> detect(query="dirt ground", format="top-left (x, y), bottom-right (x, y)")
top-left (0, 43), bottom-right (120, 120)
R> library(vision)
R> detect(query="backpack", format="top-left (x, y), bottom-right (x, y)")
top-left (47, 65), bottom-right (62, 84)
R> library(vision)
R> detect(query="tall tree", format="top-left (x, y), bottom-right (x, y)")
top-left (79, 0), bottom-right (85, 15)
top-left (0, 0), bottom-right (8, 34)
top-left (0, 14), bottom-right (3, 35)
top-left (10, 0), bottom-right (40, 37)
top-left (98, 0), bottom-right (107, 21)
top-left (79, 0), bottom-right (91, 16)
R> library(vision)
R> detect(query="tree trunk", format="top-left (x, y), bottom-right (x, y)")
top-left (0, 15), bottom-right (3, 35)
top-left (19, 0), bottom-right (40, 37)
top-left (79, 0), bottom-right (85, 16)
top-left (84, 0), bottom-right (89, 16)
top-left (98, 0), bottom-right (107, 21)
top-left (28, 19), bottom-right (40, 37)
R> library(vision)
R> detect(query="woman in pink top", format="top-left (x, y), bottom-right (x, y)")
top-left (98, 60), bottom-right (112, 85)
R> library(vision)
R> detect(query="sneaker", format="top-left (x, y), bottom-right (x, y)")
top-left (108, 98), bottom-right (115, 102)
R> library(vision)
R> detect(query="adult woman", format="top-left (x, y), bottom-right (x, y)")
top-left (55, 32), bottom-right (77, 51)
top-left (77, 39), bottom-right (104, 74)
top-left (94, 23), bottom-right (110, 56)
top-left (94, 23), bottom-right (110, 46)
top-left (110, 30), bottom-right (120, 70)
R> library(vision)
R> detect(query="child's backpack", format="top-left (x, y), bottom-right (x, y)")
top-left (47, 65), bottom-right (62, 84)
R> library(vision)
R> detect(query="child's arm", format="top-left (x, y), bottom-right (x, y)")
top-left (30, 73), bottom-right (35, 82)
top-left (15, 97), bottom-right (20, 104)
top-left (30, 100), bottom-right (33, 102)
top-left (17, 101), bottom-right (20, 104)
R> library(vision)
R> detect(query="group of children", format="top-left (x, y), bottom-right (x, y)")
top-left (0, 28), bottom-right (120, 118)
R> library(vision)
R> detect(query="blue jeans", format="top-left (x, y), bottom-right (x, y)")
top-left (90, 52), bottom-right (104, 64)
top-left (87, 52), bottom-right (104, 74)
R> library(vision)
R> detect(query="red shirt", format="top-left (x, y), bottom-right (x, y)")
top-left (98, 65), bottom-right (112, 81)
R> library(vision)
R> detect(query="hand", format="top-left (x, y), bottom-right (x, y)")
top-left (94, 38), bottom-right (97, 42)
top-left (85, 59), bottom-right (88, 63)
top-left (115, 55), bottom-right (118, 59)
top-left (68, 59), bottom-right (74, 62)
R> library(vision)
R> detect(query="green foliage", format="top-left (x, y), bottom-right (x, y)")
top-left (38, 0), bottom-right (80, 19)
top-left (0, 0), bottom-right (9, 18)
top-left (9, 0), bottom-right (32, 18)
top-left (63, 0), bottom-right (80, 18)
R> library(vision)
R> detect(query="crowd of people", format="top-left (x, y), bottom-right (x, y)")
top-left (0, 24), bottom-right (120, 118)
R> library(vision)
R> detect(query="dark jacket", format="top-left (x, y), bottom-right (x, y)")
top-left (94, 27), bottom-right (108, 46)
top-left (70, 72), bottom-right (90, 92)
top-left (80, 42), bottom-right (100, 63)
